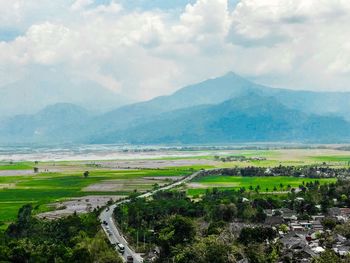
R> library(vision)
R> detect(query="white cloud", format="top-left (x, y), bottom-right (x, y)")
top-left (71, 0), bottom-right (94, 11)
top-left (1, 0), bottom-right (350, 110)
top-left (178, 0), bottom-right (229, 36)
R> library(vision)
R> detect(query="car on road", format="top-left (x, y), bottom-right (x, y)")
top-left (116, 243), bottom-right (125, 254)
top-left (126, 256), bottom-right (133, 263)
top-left (102, 220), bottom-right (108, 225)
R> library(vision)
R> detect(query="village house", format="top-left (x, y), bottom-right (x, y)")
top-left (328, 207), bottom-right (350, 222)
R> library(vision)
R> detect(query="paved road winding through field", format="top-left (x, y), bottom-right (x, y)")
top-left (99, 170), bottom-right (203, 263)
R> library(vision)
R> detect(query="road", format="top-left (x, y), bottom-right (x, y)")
top-left (99, 170), bottom-right (203, 263)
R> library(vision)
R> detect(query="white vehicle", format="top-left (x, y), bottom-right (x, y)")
top-left (116, 243), bottom-right (125, 253)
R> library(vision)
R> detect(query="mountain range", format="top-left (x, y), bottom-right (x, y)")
top-left (0, 67), bottom-right (132, 119)
top-left (1, 72), bottom-right (350, 145)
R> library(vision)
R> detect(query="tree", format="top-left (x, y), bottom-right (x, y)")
top-left (312, 249), bottom-right (341, 263)
top-left (335, 222), bottom-right (350, 238)
top-left (6, 204), bottom-right (33, 238)
top-left (255, 208), bottom-right (266, 223)
top-left (322, 218), bottom-right (337, 230)
top-left (158, 215), bottom-right (196, 256)
top-left (244, 243), bottom-right (269, 263)
top-left (214, 203), bottom-right (237, 222)
top-left (71, 247), bottom-right (93, 263)
top-left (174, 235), bottom-right (237, 263)
top-left (239, 227), bottom-right (276, 245)
top-left (241, 205), bottom-right (256, 221)
top-left (279, 224), bottom-right (289, 233)
top-left (207, 221), bottom-right (226, 235)
top-left (83, 171), bottom-right (89, 178)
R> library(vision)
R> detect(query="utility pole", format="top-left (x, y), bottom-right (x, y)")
top-left (137, 230), bottom-right (139, 251)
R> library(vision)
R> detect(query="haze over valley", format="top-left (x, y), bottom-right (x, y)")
top-left (1, 72), bottom-right (350, 145)
top-left (2, 1), bottom-right (350, 263)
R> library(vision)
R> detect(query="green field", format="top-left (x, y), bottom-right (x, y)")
top-left (187, 175), bottom-right (337, 196)
top-left (1, 148), bottom-right (349, 224)
top-left (209, 149), bottom-right (350, 168)
top-left (0, 162), bottom-right (34, 170)
top-left (0, 168), bottom-right (193, 222)
top-left (310, 155), bottom-right (350, 163)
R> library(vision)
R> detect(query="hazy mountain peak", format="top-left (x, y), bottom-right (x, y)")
top-left (2, 72), bottom-right (350, 144)
top-left (38, 103), bottom-right (89, 115)
top-left (0, 68), bottom-right (132, 119)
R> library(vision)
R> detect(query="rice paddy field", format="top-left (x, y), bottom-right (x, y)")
top-left (1, 146), bottom-right (350, 226)
top-left (0, 165), bottom-right (194, 224)
top-left (186, 175), bottom-right (337, 196)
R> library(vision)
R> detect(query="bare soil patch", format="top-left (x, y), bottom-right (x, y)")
top-left (37, 195), bottom-right (125, 219)
top-left (94, 159), bottom-right (217, 169)
top-left (83, 177), bottom-right (174, 192)
top-left (0, 170), bottom-right (35, 176)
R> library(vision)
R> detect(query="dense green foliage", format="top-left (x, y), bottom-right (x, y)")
top-left (113, 177), bottom-right (350, 262)
top-left (114, 191), bottom-right (285, 262)
top-left (189, 175), bottom-right (335, 196)
top-left (198, 166), bottom-right (350, 178)
top-left (187, 165), bottom-right (339, 195)
top-left (0, 205), bottom-right (122, 263)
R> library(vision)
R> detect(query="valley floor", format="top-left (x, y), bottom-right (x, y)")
top-left (1, 146), bottom-right (350, 225)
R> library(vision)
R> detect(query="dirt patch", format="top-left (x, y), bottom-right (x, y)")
top-left (83, 177), bottom-right (172, 192)
top-left (145, 176), bottom-right (184, 181)
top-left (187, 183), bottom-right (209, 189)
top-left (93, 159), bottom-right (217, 169)
top-left (0, 168), bottom-right (63, 176)
top-left (276, 149), bottom-right (350, 161)
top-left (37, 195), bottom-right (125, 220)
top-left (0, 170), bottom-right (35, 176)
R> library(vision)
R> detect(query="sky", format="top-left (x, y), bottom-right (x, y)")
top-left (1, 0), bottom-right (350, 114)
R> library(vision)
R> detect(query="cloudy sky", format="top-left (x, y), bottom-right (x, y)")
top-left (1, 0), bottom-right (350, 113)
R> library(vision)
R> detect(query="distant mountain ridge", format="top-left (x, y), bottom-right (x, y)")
top-left (93, 94), bottom-right (350, 144)
top-left (0, 68), bottom-right (132, 118)
top-left (0, 103), bottom-right (91, 143)
top-left (1, 72), bottom-right (350, 144)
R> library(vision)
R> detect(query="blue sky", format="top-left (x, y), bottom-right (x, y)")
top-left (0, 28), bottom-right (22, 42)
top-left (0, 0), bottom-right (350, 116)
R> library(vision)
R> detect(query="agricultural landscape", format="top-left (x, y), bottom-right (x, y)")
top-left (0, 146), bottom-right (347, 224)
top-left (2, 1), bottom-right (350, 262)
top-left (2, 147), bottom-right (350, 262)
